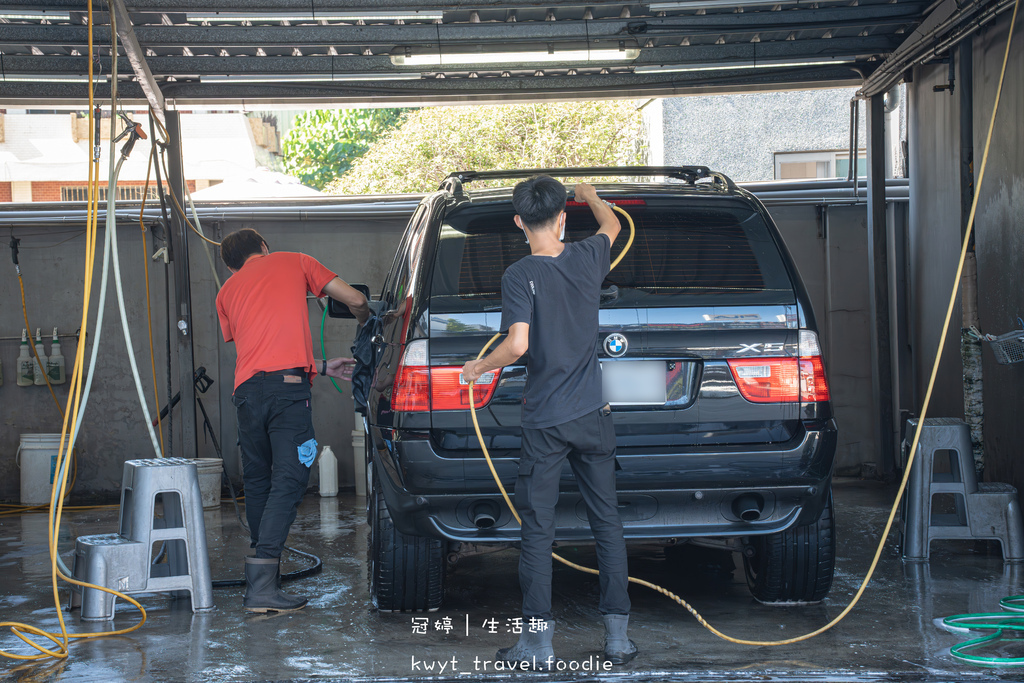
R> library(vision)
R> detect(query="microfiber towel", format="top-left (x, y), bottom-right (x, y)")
top-left (298, 438), bottom-right (318, 468)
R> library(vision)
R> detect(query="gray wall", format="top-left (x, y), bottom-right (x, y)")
top-left (0, 211), bottom-right (407, 502)
top-left (908, 11), bottom-right (1024, 489)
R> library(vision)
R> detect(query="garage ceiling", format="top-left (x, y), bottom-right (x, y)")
top-left (0, 0), bottom-right (929, 106)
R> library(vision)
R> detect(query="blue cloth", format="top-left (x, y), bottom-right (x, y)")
top-left (298, 438), bottom-right (318, 468)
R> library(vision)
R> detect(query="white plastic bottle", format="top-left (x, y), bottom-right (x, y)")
top-left (318, 445), bottom-right (338, 497)
top-left (32, 328), bottom-right (47, 386)
top-left (17, 329), bottom-right (34, 387)
top-left (47, 327), bottom-right (66, 385)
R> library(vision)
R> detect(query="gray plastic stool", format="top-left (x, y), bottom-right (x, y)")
top-left (900, 418), bottom-right (1024, 563)
top-left (69, 458), bottom-right (214, 620)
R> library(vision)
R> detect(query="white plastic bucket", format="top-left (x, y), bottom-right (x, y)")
top-left (352, 426), bottom-right (366, 497)
top-left (194, 458), bottom-right (223, 510)
top-left (16, 433), bottom-right (64, 506)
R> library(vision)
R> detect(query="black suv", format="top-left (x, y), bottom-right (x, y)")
top-left (343, 167), bottom-right (837, 612)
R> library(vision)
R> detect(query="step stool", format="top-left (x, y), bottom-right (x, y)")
top-left (69, 458), bottom-right (214, 620)
top-left (900, 418), bottom-right (1024, 563)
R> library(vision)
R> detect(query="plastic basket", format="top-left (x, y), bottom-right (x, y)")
top-left (988, 329), bottom-right (1024, 365)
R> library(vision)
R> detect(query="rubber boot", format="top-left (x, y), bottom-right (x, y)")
top-left (603, 614), bottom-right (638, 664)
top-left (496, 620), bottom-right (556, 671)
top-left (243, 557), bottom-right (308, 613)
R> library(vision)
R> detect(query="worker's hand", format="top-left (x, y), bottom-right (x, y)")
top-left (325, 357), bottom-right (357, 381)
top-left (574, 183), bottom-right (599, 203)
top-left (462, 359), bottom-right (486, 385)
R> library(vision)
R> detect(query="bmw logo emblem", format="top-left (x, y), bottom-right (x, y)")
top-left (604, 333), bottom-right (628, 357)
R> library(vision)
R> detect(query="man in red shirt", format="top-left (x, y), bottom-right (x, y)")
top-left (216, 228), bottom-right (369, 612)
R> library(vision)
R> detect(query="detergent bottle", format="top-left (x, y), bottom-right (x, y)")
top-left (47, 327), bottom-right (66, 385)
top-left (32, 328), bottom-right (47, 386)
top-left (17, 329), bottom-right (34, 387)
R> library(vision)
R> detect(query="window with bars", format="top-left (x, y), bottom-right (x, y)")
top-left (60, 185), bottom-right (161, 202)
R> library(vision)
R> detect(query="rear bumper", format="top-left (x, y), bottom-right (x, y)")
top-left (371, 421), bottom-right (837, 543)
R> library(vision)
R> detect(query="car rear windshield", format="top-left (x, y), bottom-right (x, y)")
top-left (429, 197), bottom-right (795, 313)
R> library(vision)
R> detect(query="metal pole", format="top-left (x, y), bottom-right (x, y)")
top-left (959, 37), bottom-right (985, 474)
top-left (164, 111), bottom-right (198, 458)
top-left (866, 94), bottom-right (897, 476)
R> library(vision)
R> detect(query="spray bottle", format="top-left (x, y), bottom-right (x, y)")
top-left (32, 328), bottom-right (48, 386)
top-left (47, 327), bottom-right (66, 385)
top-left (17, 329), bottom-right (34, 387)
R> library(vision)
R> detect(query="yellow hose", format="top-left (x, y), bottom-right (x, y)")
top-left (1, 5), bottom-right (148, 661)
top-left (471, 45), bottom-right (1021, 643)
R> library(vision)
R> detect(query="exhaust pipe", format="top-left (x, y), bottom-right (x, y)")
top-left (471, 500), bottom-right (500, 529)
top-left (732, 493), bottom-right (764, 522)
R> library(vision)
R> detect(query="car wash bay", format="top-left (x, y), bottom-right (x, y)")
top-left (2, 1), bottom-right (1024, 680)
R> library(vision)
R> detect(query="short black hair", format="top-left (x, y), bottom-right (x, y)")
top-left (220, 228), bottom-right (268, 270)
top-left (512, 175), bottom-right (567, 230)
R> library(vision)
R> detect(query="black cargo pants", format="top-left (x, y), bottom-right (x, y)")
top-left (232, 373), bottom-right (316, 559)
top-left (515, 405), bottom-right (630, 620)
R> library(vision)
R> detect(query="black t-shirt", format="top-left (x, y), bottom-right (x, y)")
top-left (499, 234), bottom-right (611, 429)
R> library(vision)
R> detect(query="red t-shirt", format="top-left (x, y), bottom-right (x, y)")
top-left (216, 251), bottom-right (337, 390)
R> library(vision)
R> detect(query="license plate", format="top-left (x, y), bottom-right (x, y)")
top-left (601, 360), bottom-right (667, 406)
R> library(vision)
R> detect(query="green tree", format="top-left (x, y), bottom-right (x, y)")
top-left (326, 100), bottom-right (648, 195)
top-left (281, 108), bottom-right (406, 190)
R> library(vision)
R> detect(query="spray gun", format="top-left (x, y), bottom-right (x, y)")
top-left (112, 111), bottom-right (147, 160)
top-left (9, 234), bottom-right (21, 276)
top-left (93, 105), bottom-right (102, 162)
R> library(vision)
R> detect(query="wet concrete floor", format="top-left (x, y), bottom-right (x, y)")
top-left (2, 478), bottom-right (1023, 682)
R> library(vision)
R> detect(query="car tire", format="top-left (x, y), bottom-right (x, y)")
top-left (368, 470), bottom-right (446, 612)
top-left (743, 489), bottom-right (835, 604)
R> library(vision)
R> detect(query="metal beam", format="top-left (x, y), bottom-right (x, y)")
top-left (108, 0), bottom-right (165, 126)
top-left (2, 36), bottom-right (900, 74)
top-left (865, 93), bottom-right (897, 477)
top-left (0, 5), bottom-right (925, 49)
top-left (164, 111), bottom-right (198, 460)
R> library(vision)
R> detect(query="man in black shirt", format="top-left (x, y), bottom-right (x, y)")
top-left (462, 176), bottom-right (637, 668)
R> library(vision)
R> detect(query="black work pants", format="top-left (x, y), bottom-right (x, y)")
top-left (515, 406), bottom-right (630, 620)
top-left (232, 374), bottom-right (315, 559)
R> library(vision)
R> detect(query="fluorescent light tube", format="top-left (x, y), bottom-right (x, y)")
top-left (201, 73), bottom-right (422, 83)
top-left (0, 11), bottom-right (71, 21)
top-left (634, 56), bottom-right (857, 73)
top-left (392, 48), bottom-right (640, 66)
top-left (649, 0), bottom-right (798, 8)
top-left (1, 74), bottom-right (104, 83)
top-left (186, 11), bottom-right (443, 22)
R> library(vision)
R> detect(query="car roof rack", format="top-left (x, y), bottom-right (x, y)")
top-left (440, 166), bottom-right (735, 195)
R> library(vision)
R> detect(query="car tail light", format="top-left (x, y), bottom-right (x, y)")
top-left (431, 367), bottom-right (498, 410)
top-left (392, 340), bottom-right (500, 412)
top-left (727, 331), bottom-right (830, 404)
top-left (565, 198), bottom-right (647, 207)
top-left (393, 340), bottom-right (430, 412)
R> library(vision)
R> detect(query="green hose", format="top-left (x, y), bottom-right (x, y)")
top-left (943, 596), bottom-right (1024, 667)
top-left (320, 305), bottom-right (344, 395)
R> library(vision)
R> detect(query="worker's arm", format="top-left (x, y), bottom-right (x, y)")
top-left (462, 322), bottom-right (529, 384)
top-left (321, 277), bottom-right (370, 325)
top-left (323, 357), bottom-right (357, 380)
top-left (575, 182), bottom-right (621, 247)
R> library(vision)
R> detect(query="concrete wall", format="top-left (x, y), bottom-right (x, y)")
top-left (0, 211), bottom-right (407, 503)
top-left (657, 88), bottom-right (870, 182)
top-left (908, 11), bottom-right (1024, 489)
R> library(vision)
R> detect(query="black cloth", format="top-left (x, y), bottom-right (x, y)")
top-left (350, 315), bottom-right (378, 416)
top-left (499, 234), bottom-right (611, 429)
top-left (232, 373), bottom-right (315, 558)
top-left (515, 405), bottom-right (630, 619)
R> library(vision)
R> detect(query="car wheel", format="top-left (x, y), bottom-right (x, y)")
top-left (743, 489), bottom-right (835, 604)
top-left (367, 470), bottom-right (446, 612)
